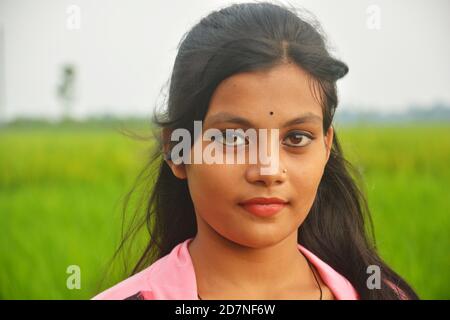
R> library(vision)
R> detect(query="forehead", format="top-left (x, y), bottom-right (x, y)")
top-left (205, 63), bottom-right (323, 125)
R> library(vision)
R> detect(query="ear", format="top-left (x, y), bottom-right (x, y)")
top-left (162, 128), bottom-right (187, 180)
top-left (324, 125), bottom-right (334, 163)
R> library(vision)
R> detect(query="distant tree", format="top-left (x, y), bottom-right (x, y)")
top-left (56, 64), bottom-right (77, 121)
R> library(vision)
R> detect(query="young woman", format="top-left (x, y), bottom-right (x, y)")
top-left (93, 1), bottom-right (419, 300)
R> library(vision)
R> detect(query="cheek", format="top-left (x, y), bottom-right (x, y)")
top-left (185, 163), bottom-right (250, 243)
top-left (289, 153), bottom-right (326, 211)
top-left (185, 163), bottom-right (241, 212)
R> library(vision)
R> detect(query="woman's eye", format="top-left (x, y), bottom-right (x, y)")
top-left (283, 131), bottom-right (313, 147)
top-left (216, 130), bottom-right (248, 147)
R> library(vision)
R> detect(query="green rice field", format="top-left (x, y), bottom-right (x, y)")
top-left (0, 120), bottom-right (449, 299)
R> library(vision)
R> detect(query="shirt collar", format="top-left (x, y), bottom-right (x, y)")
top-left (145, 237), bottom-right (359, 300)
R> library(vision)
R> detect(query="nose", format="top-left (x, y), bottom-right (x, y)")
top-left (245, 162), bottom-right (286, 187)
top-left (244, 128), bottom-right (286, 187)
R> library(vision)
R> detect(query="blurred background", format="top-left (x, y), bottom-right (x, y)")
top-left (0, 0), bottom-right (449, 299)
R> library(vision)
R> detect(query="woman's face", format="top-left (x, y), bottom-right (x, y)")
top-left (167, 62), bottom-right (333, 248)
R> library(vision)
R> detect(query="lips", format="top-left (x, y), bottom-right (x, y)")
top-left (239, 197), bottom-right (288, 217)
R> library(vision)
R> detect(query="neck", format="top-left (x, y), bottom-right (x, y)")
top-left (188, 217), bottom-right (318, 298)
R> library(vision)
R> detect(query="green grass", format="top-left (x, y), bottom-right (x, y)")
top-left (0, 121), bottom-right (449, 299)
top-left (337, 123), bottom-right (450, 299)
top-left (0, 122), bottom-right (152, 299)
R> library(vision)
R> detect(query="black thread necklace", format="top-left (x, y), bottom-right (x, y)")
top-left (197, 256), bottom-right (322, 300)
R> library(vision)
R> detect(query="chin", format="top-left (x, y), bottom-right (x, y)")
top-left (226, 229), bottom-right (288, 249)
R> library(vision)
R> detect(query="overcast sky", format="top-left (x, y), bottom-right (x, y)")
top-left (0, 0), bottom-right (449, 120)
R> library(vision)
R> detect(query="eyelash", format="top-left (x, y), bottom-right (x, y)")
top-left (283, 131), bottom-right (315, 147)
top-left (215, 129), bottom-right (315, 148)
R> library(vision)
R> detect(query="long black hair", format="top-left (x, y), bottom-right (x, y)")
top-left (111, 1), bottom-right (419, 300)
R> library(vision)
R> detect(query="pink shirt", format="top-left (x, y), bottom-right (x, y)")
top-left (92, 237), bottom-right (360, 300)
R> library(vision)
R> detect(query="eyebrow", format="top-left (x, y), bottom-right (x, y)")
top-left (205, 111), bottom-right (323, 127)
